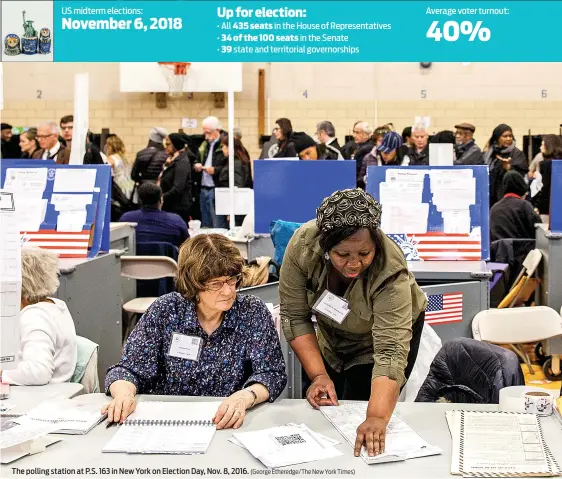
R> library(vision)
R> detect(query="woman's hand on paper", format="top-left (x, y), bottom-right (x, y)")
top-left (355, 416), bottom-right (387, 457)
top-left (214, 391), bottom-right (250, 430)
top-left (306, 374), bottom-right (339, 409)
top-left (103, 380), bottom-right (137, 424)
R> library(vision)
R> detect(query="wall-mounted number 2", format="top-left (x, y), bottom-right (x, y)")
top-left (36, 90), bottom-right (42, 99)
top-left (542, 89), bottom-right (548, 98)
top-left (303, 90), bottom-right (308, 99)
top-left (421, 90), bottom-right (427, 99)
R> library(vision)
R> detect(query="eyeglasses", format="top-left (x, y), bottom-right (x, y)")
top-left (36, 134), bottom-right (55, 139)
top-left (205, 274), bottom-right (242, 292)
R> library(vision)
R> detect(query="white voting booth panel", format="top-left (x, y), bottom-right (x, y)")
top-left (215, 188), bottom-right (254, 216)
top-left (0, 191), bottom-right (21, 372)
top-left (119, 62), bottom-right (243, 93)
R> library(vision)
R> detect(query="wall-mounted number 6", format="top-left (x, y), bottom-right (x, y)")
top-left (542, 89), bottom-right (547, 98)
top-left (36, 89), bottom-right (42, 99)
top-left (421, 90), bottom-right (427, 99)
top-left (303, 90), bottom-right (308, 99)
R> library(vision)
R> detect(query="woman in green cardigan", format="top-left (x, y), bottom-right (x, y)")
top-left (280, 188), bottom-right (427, 458)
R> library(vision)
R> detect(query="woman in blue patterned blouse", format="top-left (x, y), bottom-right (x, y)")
top-left (103, 234), bottom-right (287, 429)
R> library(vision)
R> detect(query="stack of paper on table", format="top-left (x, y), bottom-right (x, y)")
top-left (320, 402), bottom-right (441, 465)
top-left (231, 423), bottom-right (342, 468)
top-left (14, 398), bottom-right (106, 435)
top-left (103, 401), bottom-right (222, 455)
top-left (447, 410), bottom-right (560, 477)
top-left (1, 418), bottom-right (61, 464)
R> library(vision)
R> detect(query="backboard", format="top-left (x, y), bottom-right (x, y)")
top-left (119, 62), bottom-right (243, 93)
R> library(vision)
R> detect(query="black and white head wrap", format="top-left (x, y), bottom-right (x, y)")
top-left (316, 188), bottom-right (382, 232)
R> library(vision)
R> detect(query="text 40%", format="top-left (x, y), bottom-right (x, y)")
top-left (427, 21), bottom-right (491, 42)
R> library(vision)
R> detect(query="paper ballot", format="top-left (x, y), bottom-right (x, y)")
top-left (379, 170), bottom-right (428, 234)
top-left (386, 169), bottom-right (427, 184)
top-left (449, 410), bottom-right (560, 477)
top-left (381, 203), bottom-right (429, 234)
top-left (379, 181), bottom-right (423, 205)
top-left (232, 423), bottom-right (342, 469)
top-left (320, 403), bottom-right (441, 465)
top-left (442, 210), bottom-right (472, 234)
top-left (3, 168), bottom-right (48, 197)
top-left (53, 169), bottom-right (97, 193)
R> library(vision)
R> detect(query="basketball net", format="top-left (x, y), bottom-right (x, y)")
top-left (158, 62), bottom-right (191, 98)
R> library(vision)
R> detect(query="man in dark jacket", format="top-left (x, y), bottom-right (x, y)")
top-left (404, 123), bottom-right (430, 165)
top-left (490, 170), bottom-right (542, 241)
top-left (194, 117), bottom-right (227, 227)
top-left (0, 123), bottom-right (22, 159)
top-left (341, 121), bottom-right (372, 160)
top-left (454, 123), bottom-right (483, 165)
top-left (131, 127), bottom-right (168, 183)
top-left (316, 121), bottom-right (343, 159)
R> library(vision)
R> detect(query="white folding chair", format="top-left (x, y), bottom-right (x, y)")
top-left (472, 306), bottom-right (562, 374)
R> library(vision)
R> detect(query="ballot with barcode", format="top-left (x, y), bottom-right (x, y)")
top-left (232, 424), bottom-right (342, 468)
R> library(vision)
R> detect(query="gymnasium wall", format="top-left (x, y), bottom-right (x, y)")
top-left (2, 62), bottom-right (562, 160)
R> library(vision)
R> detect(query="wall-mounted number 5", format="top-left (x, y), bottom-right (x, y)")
top-left (542, 89), bottom-right (547, 98)
top-left (36, 89), bottom-right (42, 99)
top-left (421, 90), bottom-right (427, 99)
top-left (303, 90), bottom-right (308, 99)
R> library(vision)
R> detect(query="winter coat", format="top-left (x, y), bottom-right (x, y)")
top-left (454, 141), bottom-right (483, 165)
top-left (131, 141), bottom-right (168, 182)
top-left (484, 144), bottom-right (529, 208)
top-left (217, 156), bottom-right (252, 188)
top-left (415, 338), bottom-right (524, 403)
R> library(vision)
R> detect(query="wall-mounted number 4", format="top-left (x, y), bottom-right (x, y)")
top-left (303, 90), bottom-right (308, 99)
top-left (542, 89), bottom-right (547, 98)
top-left (421, 90), bottom-right (427, 99)
top-left (36, 90), bottom-right (42, 99)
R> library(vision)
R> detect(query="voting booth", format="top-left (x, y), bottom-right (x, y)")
top-left (537, 161), bottom-right (562, 311)
top-left (253, 160), bottom-right (356, 234)
top-left (366, 165), bottom-right (491, 343)
top-left (536, 161), bottom-right (562, 365)
top-left (0, 161), bottom-right (121, 384)
top-left (0, 161), bottom-right (112, 259)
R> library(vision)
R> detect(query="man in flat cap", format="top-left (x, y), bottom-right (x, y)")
top-left (454, 122), bottom-right (483, 165)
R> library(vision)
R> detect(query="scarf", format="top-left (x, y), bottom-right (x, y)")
top-left (316, 188), bottom-right (382, 232)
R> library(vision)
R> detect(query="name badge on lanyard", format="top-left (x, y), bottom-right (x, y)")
top-left (312, 290), bottom-right (350, 325)
top-left (168, 333), bottom-right (203, 361)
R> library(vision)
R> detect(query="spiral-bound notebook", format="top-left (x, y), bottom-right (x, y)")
top-left (449, 410), bottom-right (560, 477)
top-left (103, 401), bottom-right (222, 454)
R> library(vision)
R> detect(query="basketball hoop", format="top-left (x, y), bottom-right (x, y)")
top-left (158, 62), bottom-right (191, 98)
